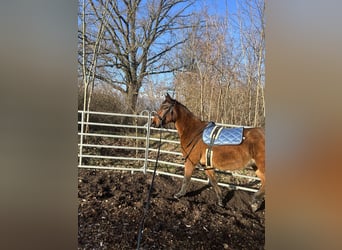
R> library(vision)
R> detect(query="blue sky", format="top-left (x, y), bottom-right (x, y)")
top-left (192, 0), bottom-right (238, 17)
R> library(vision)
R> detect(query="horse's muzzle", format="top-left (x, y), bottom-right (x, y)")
top-left (150, 119), bottom-right (157, 127)
top-left (150, 117), bottom-right (161, 128)
top-left (151, 113), bottom-right (164, 128)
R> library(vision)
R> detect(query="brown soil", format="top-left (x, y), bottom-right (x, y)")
top-left (78, 168), bottom-right (265, 249)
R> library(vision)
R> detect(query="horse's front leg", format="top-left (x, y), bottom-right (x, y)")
top-left (174, 161), bottom-right (195, 199)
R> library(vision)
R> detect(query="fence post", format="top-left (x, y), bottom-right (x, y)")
top-left (141, 110), bottom-right (152, 174)
top-left (78, 110), bottom-right (85, 166)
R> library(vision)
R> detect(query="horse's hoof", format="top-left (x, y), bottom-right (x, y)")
top-left (251, 199), bottom-right (263, 212)
top-left (251, 203), bottom-right (259, 212)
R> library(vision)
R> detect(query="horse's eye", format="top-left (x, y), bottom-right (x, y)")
top-left (161, 104), bottom-right (169, 110)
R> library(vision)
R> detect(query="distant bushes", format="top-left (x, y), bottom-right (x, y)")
top-left (78, 86), bottom-right (152, 133)
top-left (78, 87), bottom-right (125, 113)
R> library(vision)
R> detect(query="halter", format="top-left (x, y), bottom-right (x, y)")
top-left (155, 101), bottom-right (176, 126)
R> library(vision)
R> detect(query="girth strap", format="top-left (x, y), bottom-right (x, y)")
top-left (206, 125), bottom-right (222, 167)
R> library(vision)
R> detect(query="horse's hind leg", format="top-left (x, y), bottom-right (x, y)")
top-left (251, 168), bottom-right (265, 212)
top-left (174, 161), bottom-right (194, 199)
top-left (205, 169), bottom-right (223, 207)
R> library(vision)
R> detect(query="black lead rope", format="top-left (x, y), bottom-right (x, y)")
top-left (136, 128), bottom-right (163, 249)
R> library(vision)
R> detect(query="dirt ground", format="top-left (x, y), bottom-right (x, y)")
top-left (78, 168), bottom-right (265, 249)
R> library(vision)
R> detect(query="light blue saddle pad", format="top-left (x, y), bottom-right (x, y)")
top-left (202, 122), bottom-right (244, 145)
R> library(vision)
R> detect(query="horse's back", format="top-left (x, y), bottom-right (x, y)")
top-left (244, 127), bottom-right (265, 144)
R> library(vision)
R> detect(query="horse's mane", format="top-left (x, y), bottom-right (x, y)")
top-left (174, 99), bottom-right (205, 124)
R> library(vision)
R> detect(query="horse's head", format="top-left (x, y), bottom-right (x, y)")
top-left (151, 93), bottom-right (176, 128)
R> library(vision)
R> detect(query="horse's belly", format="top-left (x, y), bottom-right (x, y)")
top-left (200, 149), bottom-right (254, 171)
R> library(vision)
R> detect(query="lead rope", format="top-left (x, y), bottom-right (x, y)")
top-left (136, 128), bottom-right (163, 249)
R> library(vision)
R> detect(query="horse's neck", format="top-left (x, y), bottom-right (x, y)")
top-left (175, 111), bottom-right (206, 142)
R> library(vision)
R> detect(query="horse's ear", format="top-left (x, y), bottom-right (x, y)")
top-left (165, 93), bottom-right (172, 101)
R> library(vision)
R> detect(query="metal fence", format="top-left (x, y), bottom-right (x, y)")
top-left (78, 110), bottom-right (260, 193)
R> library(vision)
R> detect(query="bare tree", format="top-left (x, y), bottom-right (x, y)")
top-left (236, 0), bottom-right (265, 126)
top-left (174, 8), bottom-right (237, 122)
top-left (173, 0), bottom-right (265, 127)
top-left (84, 0), bottom-right (195, 114)
top-left (80, 0), bottom-right (110, 133)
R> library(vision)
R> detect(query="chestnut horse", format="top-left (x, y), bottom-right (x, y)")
top-left (151, 94), bottom-right (265, 212)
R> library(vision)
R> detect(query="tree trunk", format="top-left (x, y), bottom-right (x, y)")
top-left (126, 84), bottom-right (140, 114)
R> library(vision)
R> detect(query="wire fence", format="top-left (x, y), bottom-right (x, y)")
top-left (78, 110), bottom-right (260, 193)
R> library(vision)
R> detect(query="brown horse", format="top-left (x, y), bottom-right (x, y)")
top-left (151, 94), bottom-right (265, 212)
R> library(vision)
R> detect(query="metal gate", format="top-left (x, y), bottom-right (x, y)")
top-left (78, 110), bottom-right (260, 193)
